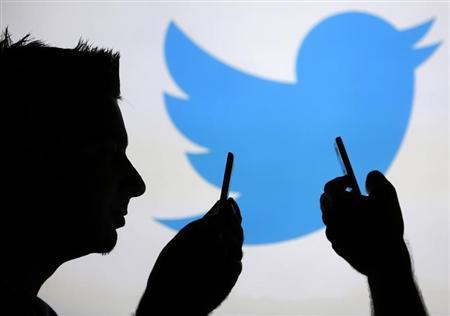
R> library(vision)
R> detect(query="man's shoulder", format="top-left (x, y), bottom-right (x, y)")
top-left (0, 288), bottom-right (57, 316)
top-left (35, 297), bottom-right (58, 316)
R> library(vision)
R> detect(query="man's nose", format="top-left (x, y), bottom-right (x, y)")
top-left (123, 157), bottom-right (146, 198)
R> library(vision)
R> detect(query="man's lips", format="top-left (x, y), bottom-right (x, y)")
top-left (115, 209), bottom-right (128, 228)
top-left (115, 215), bottom-right (126, 228)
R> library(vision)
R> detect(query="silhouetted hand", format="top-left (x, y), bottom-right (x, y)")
top-left (136, 198), bottom-right (243, 316)
top-left (321, 170), bottom-right (427, 315)
top-left (320, 170), bottom-right (407, 275)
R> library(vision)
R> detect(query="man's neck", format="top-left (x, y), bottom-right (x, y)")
top-left (2, 246), bottom-right (63, 298)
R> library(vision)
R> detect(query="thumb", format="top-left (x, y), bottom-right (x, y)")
top-left (365, 171), bottom-right (405, 238)
top-left (365, 171), bottom-right (401, 213)
top-left (365, 170), bottom-right (396, 196)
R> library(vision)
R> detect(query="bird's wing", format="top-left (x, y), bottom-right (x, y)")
top-left (164, 22), bottom-right (292, 187)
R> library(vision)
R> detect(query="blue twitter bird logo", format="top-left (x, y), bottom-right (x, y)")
top-left (158, 12), bottom-right (440, 244)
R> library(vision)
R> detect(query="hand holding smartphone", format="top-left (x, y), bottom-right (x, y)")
top-left (334, 137), bottom-right (361, 195)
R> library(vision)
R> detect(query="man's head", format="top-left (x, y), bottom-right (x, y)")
top-left (2, 31), bottom-right (145, 261)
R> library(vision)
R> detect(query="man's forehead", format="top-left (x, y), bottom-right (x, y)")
top-left (113, 100), bottom-right (128, 146)
top-left (103, 98), bottom-right (128, 146)
top-left (64, 97), bottom-right (128, 146)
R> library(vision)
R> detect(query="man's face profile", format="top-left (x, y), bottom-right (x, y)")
top-left (46, 97), bottom-right (146, 258)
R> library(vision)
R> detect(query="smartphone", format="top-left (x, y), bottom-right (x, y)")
top-left (334, 137), bottom-right (361, 195)
top-left (220, 152), bottom-right (234, 201)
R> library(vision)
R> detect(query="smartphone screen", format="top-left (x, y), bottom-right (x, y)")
top-left (220, 152), bottom-right (234, 201)
top-left (334, 137), bottom-right (361, 195)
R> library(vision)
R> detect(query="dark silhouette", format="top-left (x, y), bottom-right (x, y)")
top-left (1, 31), bottom-right (243, 315)
top-left (320, 170), bottom-right (427, 315)
top-left (136, 199), bottom-right (243, 315)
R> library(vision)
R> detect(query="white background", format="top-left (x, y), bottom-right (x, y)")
top-left (1, 1), bottom-right (448, 315)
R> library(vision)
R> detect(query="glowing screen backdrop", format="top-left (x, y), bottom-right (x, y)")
top-left (2, 2), bottom-right (448, 315)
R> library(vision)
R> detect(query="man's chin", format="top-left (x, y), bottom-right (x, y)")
top-left (96, 229), bottom-right (118, 255)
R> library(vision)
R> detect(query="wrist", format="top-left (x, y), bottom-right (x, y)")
top-left (366, 241), bottom-right (427, 316)
top-left (367, 240), bottom-right (412, 279)
top-left (136, 288), bottom-right (210, 316)
top-left (367, 240), bottom-right (418, 302)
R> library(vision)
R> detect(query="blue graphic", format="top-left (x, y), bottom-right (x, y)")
top-left (158, 12), bottom-right (440, 244)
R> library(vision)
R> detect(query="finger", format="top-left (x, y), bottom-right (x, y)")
top-left (320, 193), bottom-right (332, 226)
top-left (205, 199), bottom-right (244, 246)
top-left (224, 236), bottom-right (243, 260)
top-left (207, 226), bottom-right (243, 261)
top-left (217, 198), bottom-right (242, 223)
top-left (203, 209), bottom-right (244, 247)
top-left (321, 187), bottom-right (357, 225)
top-left (320, 193), bottom-right (330, 212)
top-left (223, 260), bottom-right (242, 288)
top-left (322, 180), bottom-right (358, 215)
top-left (365, 170), bottom-right (398, 200)
top-left (324, 176), bottom-right (351, 196)
top-left (365, 171), bottom-right (403, 232)
top-left (204, 200), bottom-right (221, 218)
top-left (217, 198), bottom-right (243, 229)
top-left (229, 259), bottom-right (243, 278)
top-left (325, 227), bottom-right (337, 243)
top-left (331, 242), bottom-right (346, 258)
top-left (219, 219), bottom-right (244, 245)
top-left (228, 198), bottom-right (242, 223)
top-left (216, 214), bottom-right (244, 246)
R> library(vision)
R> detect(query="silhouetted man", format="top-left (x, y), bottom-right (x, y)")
top-left (321, 171), bottom-right (427, 315)
top-left (1, 32), bottom-right (243, 315)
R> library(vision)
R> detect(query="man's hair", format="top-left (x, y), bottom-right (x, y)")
top-left (1, 29), bottom-right (120, 100)
top-left (2, 30), bottom-right (121, 143)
